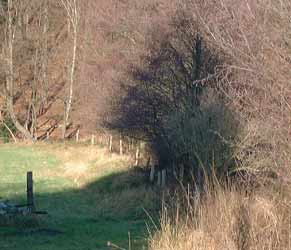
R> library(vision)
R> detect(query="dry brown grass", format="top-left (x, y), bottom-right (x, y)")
top-left (150, 183), bottom-right (291, 250)
top-left (22, 142), bottom-right (133, 187)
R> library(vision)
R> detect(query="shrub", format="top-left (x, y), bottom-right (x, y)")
top-left (109, 11), bottom-right (242, 184)
top-left (164, 92), bottom-right (240, 181)
top-left (0, 117), bottom-right (17, 143)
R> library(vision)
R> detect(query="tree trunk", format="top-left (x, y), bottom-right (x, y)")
top-left (6, 0), bottom-right (33, 141)
top-left (61, 0), bottom-right (79, 139)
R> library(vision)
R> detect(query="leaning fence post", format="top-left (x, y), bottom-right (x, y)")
top-left (135, 144), bottom-right (140, 166)
top-left (150, 164), bottom-right (155, 182)
top-left (27, 171), bottom-right (35, 213)
top-left (146, 157), bottom-right (151, 167)
top-left (76, 129), bottom-right (80, 142)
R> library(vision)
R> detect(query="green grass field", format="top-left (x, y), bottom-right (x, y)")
top-left (0, 143), bottom-right (158, 250)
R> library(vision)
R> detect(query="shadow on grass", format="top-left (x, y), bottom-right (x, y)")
top-left (0, 167), bottom-right (160, 250)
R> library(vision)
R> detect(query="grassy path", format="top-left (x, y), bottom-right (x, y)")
top-left (0, 143), bottom-right (157, 250)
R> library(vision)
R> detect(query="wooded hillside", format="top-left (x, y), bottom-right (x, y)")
top-left (0, 0), bottom-right (174, 139)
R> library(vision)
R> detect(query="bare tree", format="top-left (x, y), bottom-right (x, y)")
top-left (60, 0), bottom-right (80, 139)
top-left (40, 0), bottom-right (49, 109)
top-left (187, 0), bottom-right (291, 177)
top-left (4, 0), bottom-right (33, 140)
top-left (0, 0), bottom-right (64, 140)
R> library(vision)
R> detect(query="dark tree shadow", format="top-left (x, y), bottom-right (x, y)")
top-left (0, 167), bottom-right (159, 250)
top-left (108, 12), bottom-right (241, 185)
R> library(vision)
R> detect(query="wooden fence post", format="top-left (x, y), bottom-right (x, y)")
top-left (101, 134), bottom-right (104, 145)
top-left (76, 129), bottom-right (80, 142)
top-left (179, 164), bottom-right (184, 182)
top-left (91, 134), bottom-right (95, 145)
top-left (157, 171), bottom-right (161, 186)
top-left (161, 169), bottom-right (166, 188)
top-left (128, 138), bottom-right (131, 152)
top-left (27, 171), bottom-right (35, 213)
top-left (146, 157), bottom-right (151, 167)
top-left (135, 144), bottom-right (140, 166)
top-left (109, 135), bottom-right (113, 153)
top-left (119, 134), bottom-right (123, 155)
top-left (150, 164), bottom-right (155, 182)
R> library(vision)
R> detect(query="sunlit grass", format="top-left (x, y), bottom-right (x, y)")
top-left (0, 143), bottom-right (157, 250)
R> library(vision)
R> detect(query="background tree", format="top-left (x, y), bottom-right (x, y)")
top-left (3, 0), bottom-right (33, 140)
top-left (0, 0), bottom-right (69, 140)
top-left (60, 0), bottom-right (79, 139)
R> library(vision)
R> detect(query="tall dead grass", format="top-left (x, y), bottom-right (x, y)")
top-left (150, 183), bottom-right (291, 250)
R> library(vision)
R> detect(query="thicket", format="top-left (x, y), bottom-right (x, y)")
top-left (142, 0), bottom-right (291, 249)
top-left (110, 13), bottom-right (241, 185)
top-left (112, 0), bottom-right (291, 187)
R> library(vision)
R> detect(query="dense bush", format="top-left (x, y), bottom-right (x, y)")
top-left (110, 13), bottom-right (242, 184)
top-left (164, 94), bottom-right (240, 180)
